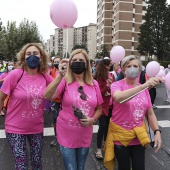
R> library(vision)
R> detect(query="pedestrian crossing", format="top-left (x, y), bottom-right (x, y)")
top-left (0, 125), bottom-right (99, 139)
top-left (0, 119), bottom-right (169, 139)
top-left (0, 104), bottom-right (169, 139)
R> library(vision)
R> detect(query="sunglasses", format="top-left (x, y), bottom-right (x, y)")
top-left (78, 86), bottom-right (87, 100)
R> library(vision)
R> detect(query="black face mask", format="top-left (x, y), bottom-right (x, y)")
top-left (71, 62), bottom-right (86, 74)
top-left (54, 63), bottom-right (59, 69)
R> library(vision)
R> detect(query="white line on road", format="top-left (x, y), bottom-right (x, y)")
top-left (158, 120), bottom-right (170, 127)
top-left (156, 105), bottom-right (170, 109)
top-left (0, 125), bottom-right (99, 139)
top-left (0, 118), bottom-right (170, 139)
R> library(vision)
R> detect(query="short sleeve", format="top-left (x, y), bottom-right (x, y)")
top-left (93, 80), bottom-right (103, 106)
top-left (0, 73), bottom-right (7, 80)
top-left (57, 78), bottom-right (67, 98)
top-left (111, 81), bottom-right (123, 95)
top-left (44, 73), bottom-right (53, 86)
top-left (1, 69), bottom-right (23, 96)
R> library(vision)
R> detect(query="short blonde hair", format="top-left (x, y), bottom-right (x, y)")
top-left (121, 55), bottom-right (142, 73)
top-left (16, 43), bottom-right (49, 73)
top-left (65, 49), bottom-right (93, 85)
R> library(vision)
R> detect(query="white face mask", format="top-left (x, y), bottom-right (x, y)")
top-left (48, 62), bottom-right (52, 67)
top-left (8, 66), bottom-right (14, 71)
top-left (0, 64), bottom-right (2, 68)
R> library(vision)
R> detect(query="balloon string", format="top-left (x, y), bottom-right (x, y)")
top-left (66, 27), bottom-right (69, 58)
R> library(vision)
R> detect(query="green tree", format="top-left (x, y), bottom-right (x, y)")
top-left (96, 44), bottom-right (109, 59)
top-left (0, 18), bottom-right (2, 31)
top-left (0, 19), bottom-right (43, 61)
top-left (56, 52), bottom-right (63, 58)
top-left (64, 52), bottom-right (70, 58)
top-left (137, 0), bottom-right (170, 60)
top-left (72, 44), bottom-right (88, 53)
top-left (50, 50), bottom-right (55, 57)
top-left (0, 21), bottom-right (19, 60)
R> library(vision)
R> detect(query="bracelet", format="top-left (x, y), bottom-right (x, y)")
top-left (154, 129), bottom-right (161, 135)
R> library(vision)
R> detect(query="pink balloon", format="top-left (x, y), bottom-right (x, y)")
top-left (164, 73), bottom-right (170, 90)
top-left (156, 70), bottom-right (165, 78)
top-left (146, 61), bottom-right (160, 77)
top-left (160, 66), bottom-right (165, 70)
top-left (110, 46), bottom-right (125, 63)
top-left (50, 0), bottom-right (78, 29)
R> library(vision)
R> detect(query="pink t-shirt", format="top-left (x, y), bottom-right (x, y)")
top-left (1, 69), bottom-right (53, 134)
top-left (0, 72), bottom-right (9, 80)
top-left (111, 79), bottom-right (152, 145)
top-left (56, 79), bottom-right (103, 148)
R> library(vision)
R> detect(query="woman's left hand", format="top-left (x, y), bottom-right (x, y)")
top-left (80, 116), bottom-right (94, 127)
top-left (154, 131), bottom-right (162, 153)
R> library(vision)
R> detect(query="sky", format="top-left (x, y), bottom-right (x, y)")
top-left (0, 0), bottom-right (97, 41)
top-left (0, 0), bottom-right (170, 41)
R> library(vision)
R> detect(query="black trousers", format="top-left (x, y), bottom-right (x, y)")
top-left (114, 144), bottom-right (145, 170)
top-left (97, 115), bottom-right (109, 148)
top-left (97, 109), bottom-right (112, 149)
top-left (149, 87), bottom-right (156, 104)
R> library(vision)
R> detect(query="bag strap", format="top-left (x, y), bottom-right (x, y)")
top-left (146, 113), bottom-right (154, 142)
top-left (40, 72), bottom-right (47, 86)
top-left (11, 68), bottom-right (24, 95)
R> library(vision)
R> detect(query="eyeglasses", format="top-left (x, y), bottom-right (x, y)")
top-left (78, 86), bottom-right (87, 100)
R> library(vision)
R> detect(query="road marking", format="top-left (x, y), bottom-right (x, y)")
top-left (158, 120), bottom-right (170, 127)
top-left (0, 119), bottom-right (169, 139)
top-left (0, 125), bottom-right (99, 139)
top-left (156, 105), bottom-right (170, 109)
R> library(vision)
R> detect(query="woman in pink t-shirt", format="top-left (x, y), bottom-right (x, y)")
top-left (0, 43), bottom-right (53, 170)
top-left (104, 55), bottom-right (162, 170)
top-left (44, 49), bottom-right (103, 170)
top-left (0, 61), bottom-right (14, 115)
top-left (93, 59), bottom-right (115, 159)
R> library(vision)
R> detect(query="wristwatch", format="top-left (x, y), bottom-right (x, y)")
top-left (154, 129), bottom-right (161, 135)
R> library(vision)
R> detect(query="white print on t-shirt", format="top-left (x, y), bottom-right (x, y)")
top-left (22, 109), bottom-right (43, 118)
top-left (21, 85), bottom-right (43, 118)
top-left (29, 85), bottom-right (43, 109)
top-left (122, 95), bottom-right (146, 128)
top-left (68, 120), bottom-right (82, 128)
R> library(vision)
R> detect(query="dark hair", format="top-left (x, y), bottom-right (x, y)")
top-left (93, 59), bottom-right (111, 81)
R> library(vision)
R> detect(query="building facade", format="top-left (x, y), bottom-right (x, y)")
top-left (45, 24), bottom-right (97, 59)
top-left (97, 0), bottom-right (147, 56)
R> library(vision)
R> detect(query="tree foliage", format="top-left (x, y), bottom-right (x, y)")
top-left (0, 18), bottom-right (43, 61)
top-left (72, 44), bottom-right (88, 53)
top-left (137, 0), bottom-right (170, 60)
top-left (95, 44), bottom-right (109, 59)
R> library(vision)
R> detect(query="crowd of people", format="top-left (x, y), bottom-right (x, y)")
top-left (0, 43), bottom-right (168, 170)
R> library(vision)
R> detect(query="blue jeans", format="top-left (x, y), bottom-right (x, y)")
top-left (59, 145), bottom-right (89, 170)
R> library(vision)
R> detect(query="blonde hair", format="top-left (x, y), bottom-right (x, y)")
top-left (16, 43), bottom-right (49, 73)
top-left (65, 49), bottom-right (93, 85)
top-left (121, 55), bottom-right (142, 73)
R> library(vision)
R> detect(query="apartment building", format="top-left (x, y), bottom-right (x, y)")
top-left (87, 23), bottom-right (97, 59)
top-left (97, 0), bottom-right (147, 56)
top-left (45, 24), bottom-right (97, 59)
top-left (46, 35), bottom-right (55, 55)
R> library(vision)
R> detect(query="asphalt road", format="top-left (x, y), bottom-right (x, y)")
top-left (0, 83), bottom-right (170, 170)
